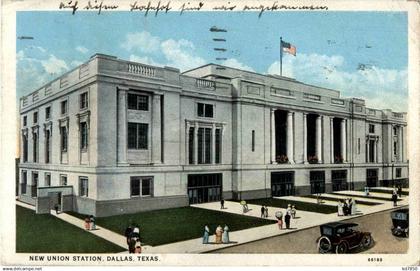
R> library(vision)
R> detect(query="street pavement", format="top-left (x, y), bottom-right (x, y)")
top-left (16, 187), bottom-right (409, 254)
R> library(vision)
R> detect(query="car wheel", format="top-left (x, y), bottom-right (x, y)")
top-left (361, 235), bottom-right (373, 248)
top-left (318, 236), bottom-right (331, 253)
top-left (335, 242), bottom-right (348, 254)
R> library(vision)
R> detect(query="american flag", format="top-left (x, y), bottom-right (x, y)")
top-left (281, 40), bottom-right (296, 56)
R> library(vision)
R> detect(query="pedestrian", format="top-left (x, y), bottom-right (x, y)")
top-left (343, 200), bottom-right (349, 216)
top-left (337, 200), bottom-right (344, 216)
top-left (220, 198), bottom-right (225, 209)
top-left (260, 205), bottom-right (265, 218)
top-left (54, 204), bottom-right (59, 214)
top-left (134, 241), bottom-right (142, 254)
top-left (215, 225), bottom-right (223, 244)
top-left (392, 193), bottom-right (398, 207)
top-left (397, 185), bottom-right (402, 198)
top-left (125, 224), bottom-right (133, 246)
top-left (285, 212), bottom-right (291, 229)
top-left (286, 204), bottom-right (292, 215)
top-left (392, 185), bottom-right (397, 196)
top-left (275, 211), bottom-right (283, 230)
top-left (84, 217), bottom-right (90, 230)
top-left (128, 237), bottom-right (136, 253)
top-left (348, 199), bottom-right (353, 216)
top-left (240, 201), bottom-right (246, 213)
top-left (291, 205), bottom-right (296, 218)
top-left (90, 215), bottom-right (96, 230)
top-left (202, 225), bottom-right (210, 244)
top-left (222, 225), bottom-right (230, 244)
top-left (264, 206), bottom-right (269, 218)
top-left (351, 199), bottom-right (357, 215)
top-left (131, 225), bottom-right (140, 241)
top-left (244, 201), bottom-right (249, 212)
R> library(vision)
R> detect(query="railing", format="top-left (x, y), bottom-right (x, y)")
top-left (44, 85), bottom-right (52, 96)
top-left (392, 112), bottom-right (404, 118)
top-left (303, 93), bottom-right (321, 101)
top-left (367, 108), bottom-right (376, 115)
top-left (331, 98), bottom-right (345, 105)
top-left (196, 79), bottom-right (215, 89)
top-left (32, 91), bottom-right (39, 102)
top-left (128, 63), bottom-right (156, 77)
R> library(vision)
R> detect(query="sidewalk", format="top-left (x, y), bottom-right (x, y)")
top-left (16, 190), bottom-right (409, 254)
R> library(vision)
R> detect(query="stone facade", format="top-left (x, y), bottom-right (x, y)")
top-left (18, 54), bottom-right (409, 217)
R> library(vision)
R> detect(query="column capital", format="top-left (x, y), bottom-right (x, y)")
top-left (117, 86), bottom-right (129, 93)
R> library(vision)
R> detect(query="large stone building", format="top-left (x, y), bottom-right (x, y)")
top-left (18, 54), bottom-right (408, 216)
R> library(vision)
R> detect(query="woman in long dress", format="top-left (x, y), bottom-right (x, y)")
top-left (215, 225), bottom-right (223, 244)
top-left (337, 201), bottom-right (344, 216)
top-left (202, 225), bottom-right (210, 244)
top-left (222, 225), bottom-right (229, 243)
top-left (351, 199), bottom-right (357, 215)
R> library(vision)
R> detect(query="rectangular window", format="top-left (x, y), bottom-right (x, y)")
top-left (61, 100), bottom-right (68, 115)
top-left (45, 107), bottom-right (51, 120)
top-left (60, 127), bottom-right (68, 152)
top-left (197, 103), bottom-right (214, 118)
top-left (368, 140), bottom-right (375, 162)
top-left (33, 112), bottom-right (38, 124)
top-left (22, 135), bottom-right (28, 162)
top-left (396, 168), bottom-right (402, 178)
top-left (128, 93), bottom-right (149, 111)
top-left (80, 122), bottom-right (88, 150)
top-left (128, 123), bottom-right (148, 149)
top-left (23, 116), bottom-right (27, 126)
top-left (80, 92), bottom-right (89, 109)
top-left (32, 172), bottom-right (38, 197)
top-left (45, 130), bottom-right (51, 163)
top-left (79, 177), bottom-right (88, 197)
top-left (60, 175), bottom-right (67, 186)
top-left (188, 127), bottom-right (194, 164)
top-left (369, 124), bottom-right (375, 134)
top-left (141, 178), bottom-right (152, 196)
top-left (310, 171), bottom-right (325, 194)
top-left (21, 171), bottom-right (27, 194)
top-left (130, 177), bottom-right (153, 197)
top-left (251, 130), bottom-right (255, 152)
top-left (197, 127), bottom-right (213, 164)
top-left (33, 133), bottom-right (38, 162)
top-left (357, 138), bottom-right (361, 154)
top-left (215, 128), bottom-right (221, 164)
top-left (45, 173), bottom-right (51, 187)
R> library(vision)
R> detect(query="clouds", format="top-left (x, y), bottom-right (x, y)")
top-left (267, 53), bottom-right (407, 111)
top-left (121, 32), bottom-right (160, 53)
top-left (221, 58), bottom-right (255, 72)
top-left (121, 31), bottom-right (205, 71)
top-left (17, 47), bottom-right (72, 97)
top-left (76, 46), bottom-right (89, 54)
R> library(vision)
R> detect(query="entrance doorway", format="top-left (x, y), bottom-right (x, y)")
top-left (366, 169), bottom-right (378, 187)
top-left (310, 171), bottom-right (325, 194)
top-left (271, 171), bottom-right (295, 197)
top-left (187, 173), bottom-right (222, 204)
top-left (331, 170), bottom-right (348, 191)
top-left (48, 192), bottom-right (62, 211)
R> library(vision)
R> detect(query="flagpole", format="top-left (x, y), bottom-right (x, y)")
top-left (280, 36), bottom-right (283, 76)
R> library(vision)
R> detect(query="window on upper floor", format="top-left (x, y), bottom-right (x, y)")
top-left (80, 92), bottom-right (89, 110)
top-left (197, 103), bottom-right (214, 118)
top-left (33, 112), bottom-right (38, 124)
top-left (369, 124), bottom-right (375, 134)
top-left (128, 93), bottom-right (148, 111)
top-left (80, 122), bottom-right (89, 150)
top-left (60, 126), bottom-right (68, 152)
top-left (45, 106), bottom-right (51, 120)
top-left (45, 173), bottom-right (51, 186)
top-left (128, 122), bottom-right (148, 150)
top-left (60, 175), bottom-right (67, 186)
top-left (23, 116), bottom-right (27, 126)
top-left (251, 130), bottom-right (255, 152)
top-left (61, 100), bottom-right (68, 115)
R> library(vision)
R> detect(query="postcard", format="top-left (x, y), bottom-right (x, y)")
top-left (1, 0), bottom-right (419, 268)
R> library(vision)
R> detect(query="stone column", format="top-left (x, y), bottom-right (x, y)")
top-left (271, 109), bottom-right (276, 163)
top-left (303, 113), bottom-right (308, 164)
top-left (193, 122), bottom-right (198, 165)
top-left (211, 123), bottom-right (216, 164)
top-left (330, 117), bottom-right (334, 163)
top-left (287, 111), bottom-right (294, 163)
top-left (151, 94), bottom-right (162, 164)
top-left (375, 137), bottom-right (379, 163)
top-left (341, 119), bottom-right (347, 162)
top-left (117, 87), bottom-right (128, 165)
top-left (316, 115), bottom-right (323, 163)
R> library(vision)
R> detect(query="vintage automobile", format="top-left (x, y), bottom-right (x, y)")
top-left (316, 222), bottom-right (373, 253)
top-left (391, 208), bottom-right (409, 237)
